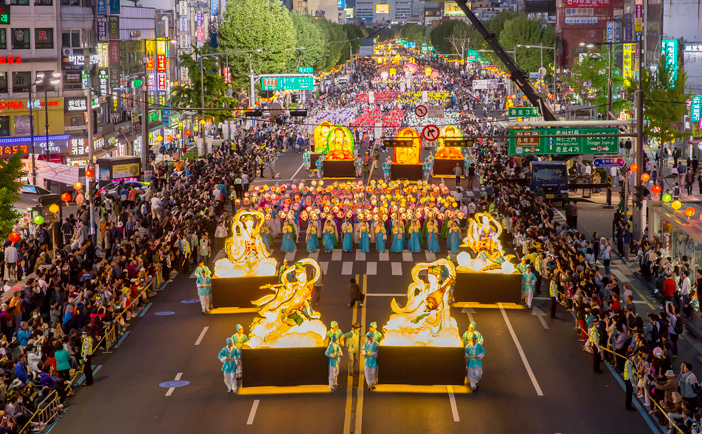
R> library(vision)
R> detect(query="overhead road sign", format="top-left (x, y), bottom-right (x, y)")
top-left (260, 74), bottom-right (313, 91)
top-left (593, 157), bottom-right (626, 168)
top-left (508, 127), bottom-right (619, 155)
top-left (508, 107), bottom-right (540, 118)
top-left (422, 125), bottom-right (440, 141)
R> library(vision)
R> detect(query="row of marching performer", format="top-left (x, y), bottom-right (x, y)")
top-left (276, 216), bottom-right (464, 254)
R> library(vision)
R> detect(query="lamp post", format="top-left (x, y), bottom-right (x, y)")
top-left (579, 41), bottom-right (627, 120)
top-left (515, 44), bottom-right (557, 95)
top-left (35, 72), bottom-right (62, 165)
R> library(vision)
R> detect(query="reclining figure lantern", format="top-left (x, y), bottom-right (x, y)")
top-left (214, 210), bottom-right (278, 278)
top-left (382, 259), bottom-right (461, 347)
top-left (246, 259), bottom-right (328, 348)
top-left (457, 212), bottom-right (516, 274)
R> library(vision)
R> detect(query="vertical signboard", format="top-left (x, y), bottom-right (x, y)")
top-left (691, 96), bottom-right (701, 123)
top-left (662, 39), bottom-right (679, 85)
top-left (622, 43), bottom-right (635, 83)
top-left (108, 40), bottom-right (120, 64)
top-left (109, 0), bottom-right (120, 15)
top-left (97, 0), bottom-right (107, 16)
top-left (624, 14), bottom-right (632, 42)
top-left (97, 17), bottom-right (108, 42)
top-left (606, 21), bottom-right (614, 43)
top-left (108, 16), bottom-right (120, 40)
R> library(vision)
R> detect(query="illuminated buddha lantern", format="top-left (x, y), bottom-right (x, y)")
top-left (214, 210), bottom-right (278, 278)
top-left (435, 125), bottom-right (464, 160)
top-left (325, 126), bottom-right (355, 161)
top-left (314, 121), bottom-right (333, 154)
top-left (393, 127), bottom-right (421, 164)
top-left (382, 259), bottom-right (461, 347)
top-left (247, 259), bottom-right (327, 348)
top-left (458, 212), bottom-right (516, 274)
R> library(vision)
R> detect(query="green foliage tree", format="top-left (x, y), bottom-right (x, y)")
top-left (286, 14), bottom-right (326, 73)
top-left (315, 19), bottom-right (348, 70)
top-left (565, 45), bottom-right (630, 115)
top-left (170, 45), bottom-right (239, 122)
top-left (636, 55), bottom-right (690, 144)
top-left (0, 152), bottom-right (26, 239)
top-left (218, 0), bottom-right (296, 90)
top-left (498, 15), bottom-right (556, 76)
top-left (344, 24), bottom-right (369, 62)
top-left (399, 23), bottom-right (427, 46)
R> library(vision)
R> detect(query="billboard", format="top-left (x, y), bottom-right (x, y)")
top-left (444, 1), bottom-right (466, 16)
top-left (662, 39), bottom-right (679, 85)
top-left (375, 4), bottom-right (389, 13)
top-left (564, 0), bottom-right (609, 6)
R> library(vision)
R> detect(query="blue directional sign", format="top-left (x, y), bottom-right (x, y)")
top-left (593, 157), bottom-right (626, 168)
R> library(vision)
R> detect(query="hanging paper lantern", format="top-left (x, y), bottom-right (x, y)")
top-left (630, 164), bottom-right (638, 173)
top-left (641, 173), bottom-right (650, 182)
top-left (672, 200), bottom-right (682, 210)
top-left (49, 204), bottom-right (59, 214)
top-left (685, 207), bottom-right (695, 217)
top-left (74, 182), bottom-right (82, 190)
top-left (85, 169), bottom-right (94, 178)
top-left (652, 185), bottom-right (661, 194)
top-left (8, 232), bottom-right (19, 243)
top-left (33, 215), bottom-right (44, 225)
top-left (166, 135), bottom-right (173, 141)
top-left (662, 193), bottom-right (672, 203)
top-left (61, 192), bottom-right (71, 202)
top-left (185, 130), bottom-right (191, 136)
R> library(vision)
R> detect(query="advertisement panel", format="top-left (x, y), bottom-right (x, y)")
top-left (624, 14), bottom-right (633, 42)
top-left (97, 17), bottom-right (108, 42)
top-left (109, 40), bottom-right (120, 64)
top-left (623, 43), bottom-right (635, 82)
top-left (444, 1), bottom-right (464, 16)
top-left (113, 163), bottom-right (140, 178)
top-left (97, 0), bottom-right (107, 16)
top-left (108, 16), bottom-right (120, 40)
top-left (692, 96), bottom-right (701, 123)
top-left (109, 0), bottom-right (120, 15)
top-left (564, 0), bottom-right (609, 6)
top-left (662, 39), bottom-right (679, 85)
top-left (565, 17), bottom-right (598, 24)
top-left (375, 4), bottom-right (389, 13)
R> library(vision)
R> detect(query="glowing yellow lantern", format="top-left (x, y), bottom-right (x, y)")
top-left (49, 204), bottom-right (59, 214)
top-left (672, 200), bottom-right (682, 210)
top-left (641, 173), bottom-right (650, 182)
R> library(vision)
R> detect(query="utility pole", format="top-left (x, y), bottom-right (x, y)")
top-left (607, 42), bottom-right (613, 119)
top-left (633, 7), bottom-right (646, 238)
top-left (28, 85), bottom-right (36, 184)
top-left (141, 57), bottom-right (149, 177)
top-left (200, 53), bottom-right (205, 139)
top-left (86, 86), bottom-right (96, 242)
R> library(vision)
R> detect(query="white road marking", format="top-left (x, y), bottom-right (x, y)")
top-left (402, 251), bottom-right (413, 262)
top-left (553, 208), bottom-right (567, 224)
top-left (285, 251), bottom-right (297, 262)
top-left (611, 269), bottom-right (630, 283)
top-left (332, 250), bottom-right (342, 261)
top-left (532, 296), bottom-right (647, 304)
top-left (447, 386), bottom-right (460, 422)
top-left (165, 372), bottom-right (183, 397)
top-left (321, 261), bottom-right (329, 274)
top-left (391, 262), bottom-right (402, 275)
top-left (309, 250), bottom-right (319, 260)
top-left (356, 250), bottom-right (366, 262)
top-left (462, 306), bottom-right (475, 324)
top-left (500, 305), bottom-right (544, 396)
top-left (195, 326), bottom-right (209, 346)
top-left (342, 262), bottom-right (353, 275)
top-left (531, 307), bottom-right (549, 330)
top-left (290, 162), bottom-right (305, 180)
top-left (425, 251), bottom-right (436, 262)
top-left (247, 399), bottom-right (260, 425)
top-left (366, 262), bottom-right (377, 275)
top-left (189, 270), bottom-right (196, 279)
top-left (379, 252), bottom-right (389, 261)
top-left (365, 293), bottom-right (405, 297)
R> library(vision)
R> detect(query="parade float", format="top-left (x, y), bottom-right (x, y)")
top-left (391, 127), bottom-right (423, 181)
top-left (433, 125), bottom-right (466, 176)
top-left (309, 121), bottom-right (332, 171)
top-left (322, 126), bottom-right (355, 177)
top-left (453, 213), bottom-right (521, 304)
top-left (210, 210), bottom-right (279, 308)
top-left (241, 259), bottom-right (328, 387)
top-left (377, 259), bottom-right (466, 386)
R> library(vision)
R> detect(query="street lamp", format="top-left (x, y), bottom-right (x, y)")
top-left (515, 44), bottom-right (557, 95)
top-left (579, 41), bottom-right (626, 119)
top-left (35, 72), bottom-right (61, 167)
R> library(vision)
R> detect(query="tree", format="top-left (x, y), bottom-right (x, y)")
top-left (565, 45), bottom-right (630, 115)
top-left (315, 19), bottom-right (348, 70)
top-left (498, 15), bottom-right (556, 77)
top-left (286, 14), bottom-right (326, 73)
top-left (399, 23), bottom-right (427, 46)
top-left (218, 0), bottom-right (296, 90)
top-left (636, 55), bottom-right (690, 144)
top-left (170, 45), bottom-right (239, 122)
top-left (0, 152), bottom-right (26, 240)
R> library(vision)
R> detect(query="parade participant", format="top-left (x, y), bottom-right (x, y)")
top-left (348, 277), bottom-right (364, 308)
top-left (422, 158), bottom-right (431, 181)
top-left (278, 259), bottom-right (288, 282)
top-left (343, 323), bottom-right (361, 376)
top-left (230, 324), bottom-right (249, 378)
top-left (342, 219), bottom-right (354, 253)
top-left (462, 322), bottom-right (484, 346)
top-left (303, 148), bottom-right (311, 170)
top-left (218, 338), bottom-right (240, 393)
top-left (427, 219), bottom-right (440, 253)
top-left (196, 273), bottom-right (213, 313)
top-left (281, 220), bottom-right (296, 253)
top-left (323, 219), bottom-right (336, 253)
top-left (81, 330), bottom-right (94, 386)
top-left (306, 223), bottom-right (318, 253)
top-left (549, 272), bottom-right (559, 319)
top-left (355, 156), bottom-right (363, 178)
top-left (521, 264), bottom-right (536, 308)
top-left (368, 321), bottom-right (383, 343)
top-left (326, 320), bottom-right (343, 343)
top-left (465, 335), bottom-right (485, 392)
top-left (261, 223), bottom-right (273, 253)
top-left (358, 220), bottom-right (370, 253)
top-left (316, 155), bottom-right (324, 179)
top-left (390, 220), bottom-right (405, 253)
top-left (382, 157), bottom-right (392, 182)
top-left (375, 223), bottom-right (386, 253)
top-left (408, 220), bottom-right (422, 253)
top-left (194, 259), bottom-right (212, 280)
top-left (326, 334), bottom-right (343, 391)
top-left (362, 332), bottom-right (379, 390)
top-left (447, 221), bottom-right (461, 254)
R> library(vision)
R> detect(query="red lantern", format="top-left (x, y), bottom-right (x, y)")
top-left (166, 135), bottom-right (173, 141)
top-left (652, 185), bottom-right (661, 194)
top-left (85, 169), bottom-right (94, 178)
top-left (685, 207), bottom-right (696, 217)
top-left (630, 164), bottom-right (638, 173)
top-left (8, 232), bottom-right (19, 243)
top-left (61, 192), bottom-right (71, 202)
top-left (74, 182), bottom-right (83, 190)
top-left (185, 131), bottom-right (191, 136)
top-left (641, 173), bottom-right (650, 182)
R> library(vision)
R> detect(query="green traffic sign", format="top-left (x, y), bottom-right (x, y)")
top-left (465, 50), bottom-right (479, 61)
top-left (508, 107), bottom-right (540, 118)
top-left (260, 75), bottom-right (314, 91)
top-left (508, 127), bottom-right (619, 155)
top-left (298, 67), bottom-right (313, 74)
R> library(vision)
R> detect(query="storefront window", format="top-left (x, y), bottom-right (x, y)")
top-left (0, 116), bottom-right (9, 137)
top-left (0, 72), bottom-right (8, 94)
top-left (9, 0), bottom-right (29, 5)
top-left (0, 29), bottom-right (6, 50)
top-left (12, 71), bottom-right (30, 93)
top-left (10, 28), bottom-right (30, 50)
top-left (34, 28), bottom-right (53, 49)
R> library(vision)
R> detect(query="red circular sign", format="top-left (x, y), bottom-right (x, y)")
top-left (596, 146), bottom-right (603, 152)
top-left (422, 124), bottom-right (440, 141)
top-left (415, 105), bottom-right (427, 117)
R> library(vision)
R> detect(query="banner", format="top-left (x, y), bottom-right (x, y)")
top-left (109, 0), bottom-right (120, 15)
top-left (564, 0), bottom-right (609, 6)
top-left (23, 159), bottom-right (79, 186)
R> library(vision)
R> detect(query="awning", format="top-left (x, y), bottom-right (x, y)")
top-left (117, 133), bottom-right (138, 145)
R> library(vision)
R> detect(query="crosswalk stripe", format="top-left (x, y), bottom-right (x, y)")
top-left (309, 251), bottom-right (319, 260)
top-left (321, 261), bottom-right (329, 274)
top-left (332, 250), bottom-right (342, 261)
top-left (355, 251), bottom-right (366, 262)
top-left (391, 262), bottom-right (402, 275)
top-left (367, 262), bottom-right (377, 275)
top-left (402, 251), bottom-right (413, 262)
top-left (611, 269), bottom-right (630, 283)
top-left (379, 252), bottom-right (389, 262)
top-left (342, 262), bottom-right (353, 275)
top-left (285, 251), bottom-right (297, 262)
top-left (425, 251), bottom-right (437, 262)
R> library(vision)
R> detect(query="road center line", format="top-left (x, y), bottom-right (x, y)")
top-left (355, 274), bottom-right (368, 434)
top-left (344, 274), bottom-right (360, 434)
top-left (447, 385), bottom-right (460, 422)
top-left (290, 162), bottom-right (305, 180)
top-left (247, 399), bottom-right (260, 425)
top-left (499, 304), bottom-right (543, 396)
top-left (165, 372), bottom-right (183, 397)
top-left (194, 326), bottom-right (209, 346)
